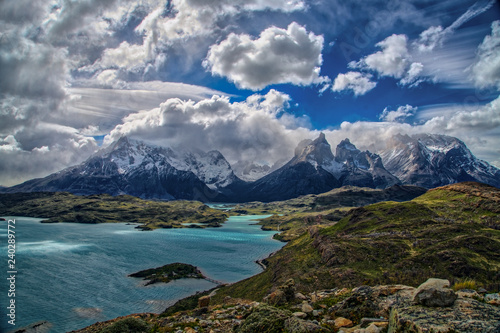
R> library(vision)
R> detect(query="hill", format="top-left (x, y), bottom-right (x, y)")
top-left (214, 182), bottom-right (500, 301)
top-left (0, 192), bottom-right (229, 229)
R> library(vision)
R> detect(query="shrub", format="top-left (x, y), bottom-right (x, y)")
top-left (100, 317), bottom-right (149, 333)
top-left (452, 279), bottom-right (478, 291)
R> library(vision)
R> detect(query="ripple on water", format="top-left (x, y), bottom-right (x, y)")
top-left (73, 307), bottom-right (104, 319)
top-left (13, 240), bottom-right (89, 254)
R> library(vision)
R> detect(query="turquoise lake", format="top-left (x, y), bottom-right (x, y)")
top-left (0, 215), bottom-right (284, 333)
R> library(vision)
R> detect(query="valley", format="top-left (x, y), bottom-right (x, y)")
top-left (66, 181), bottom-right (500, 333)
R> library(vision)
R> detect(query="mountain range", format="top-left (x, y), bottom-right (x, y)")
top-left (3, 133), bottom-right (500, 202)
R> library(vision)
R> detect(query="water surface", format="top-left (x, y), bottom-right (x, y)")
top-left (0, 215), bottom-right (282, 332)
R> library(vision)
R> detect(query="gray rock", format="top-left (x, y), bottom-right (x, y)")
top-left (412, 278), bottom-right (457, 307)
top-left (296, 292), bottom-right (308, 300)
top-left (389, 297), bottom-right (500, 333)
top-left (302, 302), bottom-right (314, 313)
top-left (293, 312), bottom-right (308, 319)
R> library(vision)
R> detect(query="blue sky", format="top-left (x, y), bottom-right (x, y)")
top-left (1, 0), bottom-right (499, 185)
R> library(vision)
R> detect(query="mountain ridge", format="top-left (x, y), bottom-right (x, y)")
top-left (2, 133), bottom-right (499, 202)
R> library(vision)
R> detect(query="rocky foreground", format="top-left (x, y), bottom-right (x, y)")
top-left (72, 278), bottom-right (499, 333)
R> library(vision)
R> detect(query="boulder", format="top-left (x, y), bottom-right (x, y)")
top-left (412, 278), bottom-right (457, 307)
top-left (334, 317), bottom-right (353, 328)
top-left (293, 312), bottom-right (308, 319)
top-left (198, 295), bottom-right (210, 308)
top-left (296, 292), bottom-right (308, 300)
top-left (263, 278), bottom-right (296, 306)
top-left (302, 302), bottom-right (314, 313)
top-left (485, 293), bottom-right (500, 306)
top-left (236, 305), bottom-right (292, 333)
top-left (263, 289), bottom-right (286, 306)
top-left (364, 323), bottom-right (383, 333)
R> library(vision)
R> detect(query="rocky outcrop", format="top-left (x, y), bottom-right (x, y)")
top-left (389, 295), bottom-right (500, 333)
top-left (263, 278), bottom-right (297, 306)
top-left (72, 278), bottom-right (500, 333)
top-left (412, 278), bottom-right (457, 307)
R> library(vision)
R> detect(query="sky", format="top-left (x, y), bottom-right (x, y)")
top-left (1, 0), bottom-right (500, 186)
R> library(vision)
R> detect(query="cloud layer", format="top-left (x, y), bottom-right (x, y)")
top-left (104, 90), bottom-right (312, 164)
top-left (0, 0), bottom-right (499, 186)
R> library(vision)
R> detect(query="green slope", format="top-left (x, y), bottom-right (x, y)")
top-left (213, 182), bottom-right (500, 302)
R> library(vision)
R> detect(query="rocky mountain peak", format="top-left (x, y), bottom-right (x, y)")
top-left (380, 133), bottom-right (500, 188)
top-left (335, 138), bottom-right (362, 163)
top-left (292, 133), bottom-right (335, 166)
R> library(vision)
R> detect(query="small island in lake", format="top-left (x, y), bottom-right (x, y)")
top-left (129, 263), bottom-right (205, 286)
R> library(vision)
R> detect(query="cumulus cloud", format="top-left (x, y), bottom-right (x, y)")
top-left (203, 22), bottom-right (327, 90)
top-left (323, 96), bottom-right (500, 167)
top-left (379, 105), bottom-right (417, 123)
top-left (350, 34), bottom-right (425, 87)
top-left (0, 126), bottom-right (98, 186)
top-left (45, 0), bottom-right (121, 40)
top-left (359, 34), bottom-right (410, 78)
top-left (470, 20), bottom-right (500, 89)
top-left (80, 0), bottom-right (308, 79)
top-left (0, 0), bottom-right (108, 185)
top-left (331, 71), bottom-right (377, 96)
top-left (104, 89), bottom-right (312, 165)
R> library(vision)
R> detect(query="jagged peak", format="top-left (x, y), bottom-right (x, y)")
top-left (314, 132), bottom-right (327, 144)
top-left (292, 133), bottom-right (334, 166)
top-left (336, 138), bottom-right (358, 151)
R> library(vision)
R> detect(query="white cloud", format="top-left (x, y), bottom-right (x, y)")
top-left (350, 34), bottom-right (425, 87)
top-left (362, 34), bottom-right (410, 78)
top-left (79, 0), bottom-right (307, 78)
top-left (415, 25), bottom-right (445, 52)
top-left (323, 96), bottom-right (500, 166)
top-left (379, 104), bottom-right (417, 123)
top-left (99, 42), bottom-right (150, 69)
top-left (415, 0), bottom-right (495, 52)
top-left (470, 20), bottom-right (500, 89)
top-left (203, 22), bottom-right (327, 90)
top-left (104, 90), bottom-right (312, 167)
top-left (332, 71), bottom-right (376, 96)
top-left (62, 81), bottom-right (225, 133)
top-left (400, 62), bottom-right (424, 86)
top-left (0, 125), bottom-right (98, 186)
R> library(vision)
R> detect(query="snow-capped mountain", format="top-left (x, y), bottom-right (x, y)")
top-left (232, 161), bottom-right (272, 182)
top-left (243, 134), bottom-right (400, 201)
top-left (4, 137), bottom-right (242, 201)
top-left (380, 134), bottom-right (500, 188)
top-left (244, 133), bottom-right (342, 201)
top-left (334, 138), bottom-right (400, 189)
top-left (3, 133), bottom-right (499, 202)
top-left (232, 159), bottom-right (288, 182)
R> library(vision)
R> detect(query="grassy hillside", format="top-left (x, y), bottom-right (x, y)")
top-left (0, 192), bottom-right (229, 229)
top-left (213, 182), bottom-right (500, 302)
top-left (233, 185), bottom-right (426, 241)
